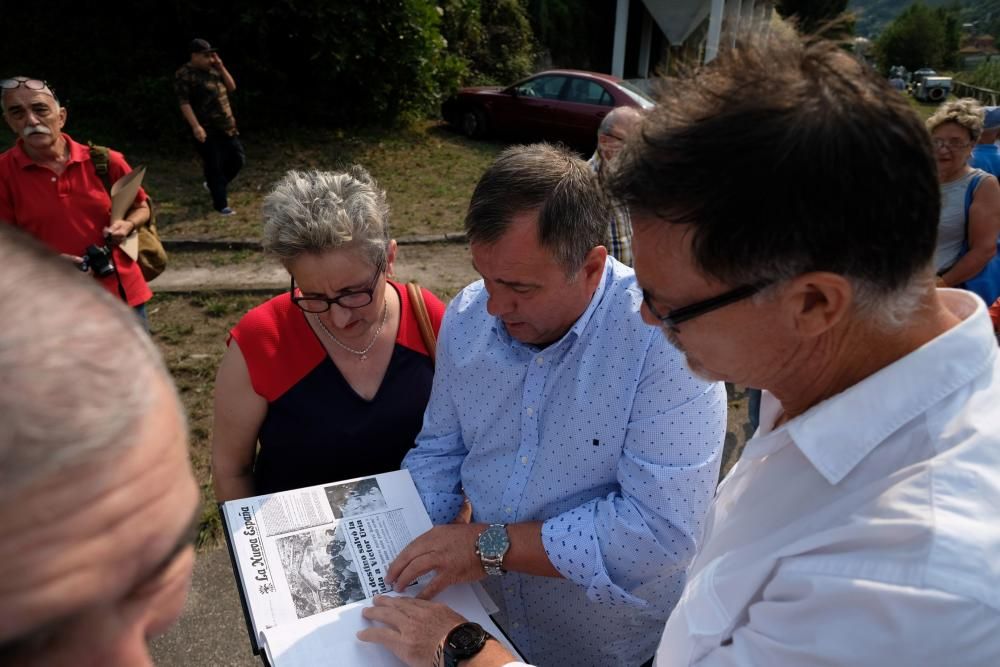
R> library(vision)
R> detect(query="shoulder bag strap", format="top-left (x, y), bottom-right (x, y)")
top-left (963, 172), bottom-right (985, 245)
top-left (406, 281), bottom-right (436, 365)
top-left (86, 142), bottom-right (129, 302)
top-left (87, 142), bottom-right (114, 193)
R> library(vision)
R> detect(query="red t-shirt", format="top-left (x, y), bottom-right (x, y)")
top-left (0, 134), bottom-right (152, 306)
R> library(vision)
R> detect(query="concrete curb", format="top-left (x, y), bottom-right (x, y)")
top-left (162, 232), bottom-right (467, 252)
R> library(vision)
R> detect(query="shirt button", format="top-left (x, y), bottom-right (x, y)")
top-left (505, 506), bottom-right (513, 514)
top-left (521, 456), bottom-right (528, 464)
top-left (51, 177), bottom-right (56, 182)
top-left (535, 356), bottom-right (544, 365)
top-left (512, 622), bottom-right (520, 629)
top-left (526, 406), bottom-right (534, 416)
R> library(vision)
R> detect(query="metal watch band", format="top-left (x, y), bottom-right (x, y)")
top-left (481, 556), bottom-right (504, 576)
top-left (476, 523), bottom-right (509, 576)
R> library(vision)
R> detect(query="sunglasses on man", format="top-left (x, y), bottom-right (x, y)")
top-left (0, 78), bottom-right (58, 100)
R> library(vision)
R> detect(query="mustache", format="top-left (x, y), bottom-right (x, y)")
top-left (22, 125), bottom-right (52, 138)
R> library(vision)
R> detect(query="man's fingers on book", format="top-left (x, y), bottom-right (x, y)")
top-left (392, 553), bottom-right (436, 593)
top-left (361, 601), bottom-right (407, 629)
top-left (385, 541), bottom-right (420, 585)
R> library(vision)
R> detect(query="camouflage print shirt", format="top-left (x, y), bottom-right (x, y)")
top-left (173, 63), bottom-right (238, 136)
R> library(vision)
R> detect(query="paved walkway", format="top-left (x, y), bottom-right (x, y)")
top-left (150, 546), bottom-right (261, 666)
top-left (153, 241), bottom-right (479, 294)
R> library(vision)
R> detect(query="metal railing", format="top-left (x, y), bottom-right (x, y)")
top-left (952, 80), bottom-right (1000, 105)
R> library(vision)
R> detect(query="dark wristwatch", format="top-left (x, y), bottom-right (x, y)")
top-left (436, 621), bottom-right (491, 667)
top-left (475, 523), bottom-right (510, 576)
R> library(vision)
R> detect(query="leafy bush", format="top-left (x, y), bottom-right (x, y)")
top-left (441, 0), bottom-right (536, 86)
top-left (0, 0), bottom-right (463, 137)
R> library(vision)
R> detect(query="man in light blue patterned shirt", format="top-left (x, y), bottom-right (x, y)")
top-left (380, 144), bottom-right (727, 667)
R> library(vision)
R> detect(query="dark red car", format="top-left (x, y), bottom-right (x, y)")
top-left (442, 69), bottom-right (654, 148)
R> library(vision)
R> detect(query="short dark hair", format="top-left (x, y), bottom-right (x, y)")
top-left (610, 34), bottom-right (939, 294)
top-left (465, 143), bottom-right (610, 273)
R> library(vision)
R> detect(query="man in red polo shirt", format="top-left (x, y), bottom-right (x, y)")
top-left (0, 76), bottom-right (152, 321)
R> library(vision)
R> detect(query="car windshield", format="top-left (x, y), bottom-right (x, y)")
top-left (616, 80), bottom-right (655, 109)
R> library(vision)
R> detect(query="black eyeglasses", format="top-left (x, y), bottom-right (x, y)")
top-left (0, 77), bottom-right (56, 98)
top-left (290, 260), bottom-right (384, 313)
top-left (643, 281), bottom-right (773, 331)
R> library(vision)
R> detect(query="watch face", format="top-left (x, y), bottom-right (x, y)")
top-left (478, 525), bottom-right (510, 558)
top-left (448, 623), bottom-right (486, 651)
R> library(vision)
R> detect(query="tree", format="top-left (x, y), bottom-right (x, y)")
top-left (441, 0), bottom-right (536, 86)
top-left (874, 2), bottom-right (960, 73)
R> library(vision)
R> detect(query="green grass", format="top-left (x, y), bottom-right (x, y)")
top-left (906, 93), bottom-right (948, 121)
top-left (149, 291), bottom-right (275, 547)
top-left (124, 121), bottom-right (505, 241)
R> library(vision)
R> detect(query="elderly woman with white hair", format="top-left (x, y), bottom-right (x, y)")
top-left (212, 167), bottom-right (444, 500)
top-left (926, 98), bottom-right (1000, 298)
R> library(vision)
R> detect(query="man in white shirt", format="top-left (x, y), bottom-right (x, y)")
top-left (357, 32), bottom-right (1000, 667)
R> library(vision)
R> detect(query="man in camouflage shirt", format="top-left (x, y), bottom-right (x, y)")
top-left (174, 38), bottom-right (244, 215)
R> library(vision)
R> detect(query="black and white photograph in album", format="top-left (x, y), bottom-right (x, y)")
top-left (276, 526), bottom-right (364, 619)
top-left (324, 477), bottom-right (388, 519)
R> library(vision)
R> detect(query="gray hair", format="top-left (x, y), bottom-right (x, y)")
top-left (927, 98), bottom-right (984, 142)
top-left (0, 226), bottom-right (180, 497)
top-left (598, 106), bottom-right (642, 137)
top-left (465, 143), bottom-right (610, 274)
top-left (750, 262), bottom-right (933, 334)
top-left (261, 167), bottom-right (391, 266)
top-left (0, 75), bottom-right (60, 109)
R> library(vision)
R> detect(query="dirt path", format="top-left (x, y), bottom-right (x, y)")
top-left (154, 242), bottom-right (479, 298)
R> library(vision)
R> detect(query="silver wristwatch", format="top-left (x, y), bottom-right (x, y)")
top-left (475, 523), bottom-right (510, 576)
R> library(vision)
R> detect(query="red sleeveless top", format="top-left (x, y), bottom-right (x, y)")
top-left (229, 281), bottom-right (445, 494)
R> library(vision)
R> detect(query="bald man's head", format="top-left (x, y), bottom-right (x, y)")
top-left (597, 106), bottom-right (643, 165)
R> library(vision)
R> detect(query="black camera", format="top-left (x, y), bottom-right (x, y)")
top-left (80, 244), bottom-right (116, 278)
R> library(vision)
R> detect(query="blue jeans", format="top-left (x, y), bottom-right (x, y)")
top-left (747, 387), bottom-right (762, 432)
top-left (194, 133), bottom-right (245, 211)
top-left (134, 302), bottom-right (149, 332)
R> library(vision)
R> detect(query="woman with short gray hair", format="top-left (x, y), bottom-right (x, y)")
top-left (212, 167), bottom-right (445, 500)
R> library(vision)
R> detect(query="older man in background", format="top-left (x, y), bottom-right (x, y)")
top-left (0, 225), bottom-right (198, 666)
top-left (0, 76), bottom-right (152, 319)
top-left (358, 31), bottom-right (1000, 667)
top-left (588, 105), bottom-right (643, 266)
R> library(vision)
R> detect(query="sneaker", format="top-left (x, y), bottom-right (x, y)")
top-left (218, 207), bottom-right (236, 216)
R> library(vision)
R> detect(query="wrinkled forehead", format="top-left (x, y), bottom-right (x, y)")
top-left (0, 389), bottom-right (197, 642)
top-left (1, 86), bottom-right (59, 113)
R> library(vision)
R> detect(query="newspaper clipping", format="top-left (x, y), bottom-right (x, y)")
top-left (223, 472), bottom-right (424, 634)
top-left (221, 470), bottom-right (520, 667)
